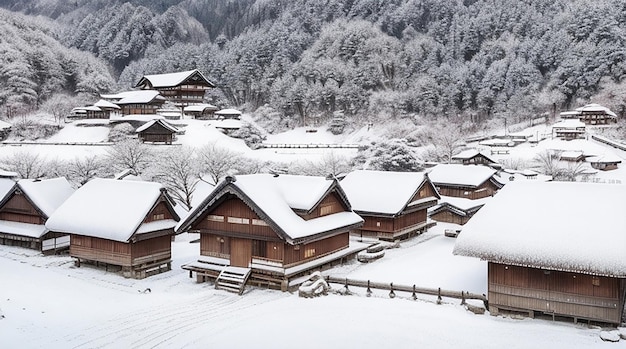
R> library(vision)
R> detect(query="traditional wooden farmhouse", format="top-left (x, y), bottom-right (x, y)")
top-left (552, 120), bottom-right (586, 141)
top-left (135, 69), bottom-right (215, 107)
top-left (176, 174), bottom-right (364, 292)
top-left (46, 179), bottom-right (180, 279)
top-left (428, 164), bottom-right (503, 200)
top-left (136, 119), bottom-right (178, 144)
top-left (451, 149), bottom-right (497, 166)
top-left (429, 196), bottom-right (488, 226)
top-left (340, 170), bottom-right (440, 241)
top-left (454, 181), bottom-right (626, 324)
top-left (0, 178), bottom-right (74, 253)
top-left (184, 103), bottom-right (218, 119)
top-left (587, 154), bottom-right (622, 171)
top-left (101, 91), bottom-right (166, 115)
top-left (575, 103), bottom-right (617, 125)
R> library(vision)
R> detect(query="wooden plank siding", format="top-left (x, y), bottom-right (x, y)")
top-left (435, 180), bottom-right (498, 200)
top-left (71, 235), bottom-right (171, 267)
top-left (430, 210), bottom-right (470, 225)
top-left (0, 192), bottom-right (44, 223)
top-left (300, 192), bottom-right (347, 220)
top-left (488, 262), bottom-right (625, 324)
top-left (143, 201), bottom-right (176, 223)
top-left (283, 232), bottom-right (348, 266)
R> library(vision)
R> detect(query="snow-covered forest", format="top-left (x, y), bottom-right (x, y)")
top-left (1, 0), bottom-right (626, 129)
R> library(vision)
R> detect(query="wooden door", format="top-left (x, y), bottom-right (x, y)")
top-left (230, 238), bottom-right (252, 267)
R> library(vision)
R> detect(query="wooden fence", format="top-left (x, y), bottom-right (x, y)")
top-left (259, 143), bottom-right (362, 149)
top-left (591, 135), bottom-right (626, 152)
top-left (326, 275), bottom-right (488, 308)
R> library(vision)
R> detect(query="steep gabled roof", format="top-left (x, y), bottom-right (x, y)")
top-left (46, 179), bottom-right (180, 243)
top-left (451, 149), bottom-right (496, 164)
top-left (0, 178), bottom-right (16, 201)
top-left (340, 170), bottom-right (439, 216)
top-left (101, 90), bottom-right (165, 105)
top-left (16, 178), bottom-right (74, 219)
top-left (176, 174), bottom-right (363, 245)
top-left (135, 119), bottom-right (179, 133)
top-left (135, 69), bottom-right (215, 89)
top-left (575, 103), bottom-right (617, 117)
top-left (428, 164), bottom-right (498, 188)
top-left (453, 181), bottom-right (626, 277)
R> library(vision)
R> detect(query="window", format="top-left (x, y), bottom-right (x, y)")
top-left (252, 240), bottom-right (267, 258)
top-left (320, 205), bottom-right (333, 216)
top-left (304, 248), bottom-right (316, 258)
top-left (376, 222), bottom-right (381, 227)
top-left (207, 215), bottom-right (224, 222)
top-left (152, 213), bottom-right (165, 221)
top-left (252, 219), bottom-right (268, 226)
top-left (227, 217), bottom-right (250, 224)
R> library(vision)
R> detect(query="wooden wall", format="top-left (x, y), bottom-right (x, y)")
top-left (0, 193), bottom-right (44, 224)
top-left (430, 210), bottom-right (469, 225)
top-left (436, 181), bottom-right (497, 200)
top-left (488, 263), bottom-right (625, 324)
top-left (71, 235), bottom-right (132, 266)
top-left (284, 232), bottom-right (349, 266)
top-left (144, 201), bottom-right (176, 223)
top-left (360, 210), bottom-right (427, 233)
top-left (300, 192), bottom-right (347, 220)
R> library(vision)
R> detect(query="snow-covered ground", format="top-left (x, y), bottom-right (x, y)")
top-left (1, 224), bottom-right (621, 348)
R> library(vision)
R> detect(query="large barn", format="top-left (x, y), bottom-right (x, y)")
top-left (340, 170), bottom-right (440, 241)
top-left (453, 181), bottom-right (626, 324)
top-left (46, 179), bottom-right (180, 279)
top-left (176, 174), bottom-right (364, 292)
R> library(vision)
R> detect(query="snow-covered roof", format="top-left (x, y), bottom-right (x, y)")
top-left (177, 174), bottom-right (363, 244)
top-left (451, 149), bottom-right (495, 163)
top-left (340, 170), bottom-right (438, 215)
top-left (212, 119), bottom-right (242, 130)
top-left (575, 103), bottom-right (617, 117)
top-left (215, 108), bottom-right (242, 116)
top-left (136, 70), bottom-right (214, 89)
top-left (587, 154), bottom-right (622, 164)
top-left (552, 120), bottom-right (585, 129)
top-left (0, 178), bottom-right (16, 201)
top-left (0, 220), bottom-right (47, 238)
top-left (453, 181), bottom-right (626, 277)
top-left (17, 178), bottom-right (74, 218)
top-left (109, 114), bottom-right (165, 123)
top-left (93, 99), bottom-right (120, 109)
top-left (559, 150), bottom-right (585, 160)
top-left (46, 178), bottom-right (178, 242)
top-left (434, 195), bottom-right (488, 212)
top-left (0, 119), bottom-right (11, 129)
top-left (428, 164), bottom-right (497, 188)
top-left (135, 119), bottom-right (179, 133)
top-left (184, 103), bottom-right (217, 112)
top-left (101, 90), bottom-right (165, 105)
top-left (0, 170), bottom-right (18, 179)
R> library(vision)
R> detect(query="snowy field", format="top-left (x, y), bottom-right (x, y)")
top-left (1, 224), bottom-right (622, 349)
top-left (1, 118), bottom-right (626, 348)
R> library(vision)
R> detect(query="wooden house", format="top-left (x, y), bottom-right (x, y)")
top-left (453, 181), bottom-right (626, 324)
top-left (135, 70), bottom-right (215, 107)
top-left (552, 120), bottom-right (586, 141)
top-left (0, 178), bottom-right (74, 253)
top-left (575, 103), bottom-right (617, 125)
top-left (215, 108), bottom-right (242, 120)
top-left (136, 119), bottom-right (178, 144)
top-left (176, 174), bottom-right (364, 292)
top-left (46, 179), bottom-right (180, 279)
top-left (429, 196), bottom-right (487, 226)
top-left (184, 103), bottom-right (218, 119)
top-left (340, 170), bottom-right (440, 241)
top-left (101, 91), bottom-right (166, 115)
top-left (451, 149), bottom-right (497, 166)
top-left (428, 164), bottom-right (503, 200)
top-left (587, 154), bottom-right (622, 171)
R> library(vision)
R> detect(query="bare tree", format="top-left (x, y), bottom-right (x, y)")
top-left (106, 139), bottom-right (154, 176)
top-left (0, 151), bottom-right (48, 179)
top-left (533, 150), bottom-right (562, 178)
top-left (153, 147), bottom-right (199, 210)
top-left (67, 156), bottom-right (108, 186)
top-left (431, 124), bottom-right (466, 164)
top-left (197, 142), bottom-right (244, 184)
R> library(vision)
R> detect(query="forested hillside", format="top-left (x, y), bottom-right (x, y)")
top-left (1, 0), bottom-right (626, 128)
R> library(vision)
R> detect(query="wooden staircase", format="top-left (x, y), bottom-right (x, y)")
top-left (215, 266), bottom-right (252, 295)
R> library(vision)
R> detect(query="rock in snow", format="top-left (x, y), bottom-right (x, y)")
top-left (600, 330), bottom-right (620, 342)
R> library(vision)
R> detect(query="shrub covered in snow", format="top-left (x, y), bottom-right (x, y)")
top-left (107, 122), bottom-right (135, 142)
top-left (9, 117), bottom-right (61, 140)
top-left (353, 140), bottom-right (423, 172)
top-left (230, 122), bottom-right (266, 149)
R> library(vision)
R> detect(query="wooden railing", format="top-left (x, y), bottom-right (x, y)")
top-left (258, 143), bottom-right (362, 149)
top-left (326, 276), bottom-right (488, 308)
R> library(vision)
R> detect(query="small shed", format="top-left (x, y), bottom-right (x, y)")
top-left (46, 178), bottom-right (180, 279)
top-left (136, 119), bottom-right (178, 144)
top-left (184, 103), bottom-right (218, 119)
top-left (429, 196), bottom-right (487, 225)
top-left (587, 154), bottom-right (622, 171)
top-left (0, 178), bottom-right (74, 253)
top-left (552, 120), bottom-right (586, 140)
top-left (215, 108), bottom-right (242, 120)
top-left (340, 170), bottom-right (440, 240)
top-left (428, 164), bottom-right (503, 200)
top-left (451, 149), bottom-right (497, 166)
top-left (453, 181), bottom-right (626, 324)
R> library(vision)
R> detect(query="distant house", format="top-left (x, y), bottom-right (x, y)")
top-left (558, 150), bottom-right (585, 162)
top-left (429, 196), bottom-right (488, 225)
top-left (340, 170), bottom-right (440, 241)
top-left (0, 178), bottom-right (74, 253)
top-left (101, 91), bottom-right (166, 115)
top-left (552, 120), bottom-right (586, 140)
top-left (451, 149), bottom-right (497, 166)
top-left (70, 99), bottom-right (122, 119)
top-left (587, 154), bottom-right (622, 171)
top-left (176, 174), bottom-right (364, 292)
top-left (136, 119), bottom-right (178, 144)
top-left (135, 69), bottom-right (215, 107)
top-left (453, 181), bottom-right (626, 325)
top-left (0, 119), bottom-right (11, 140)
top-left (46, 179), bottom-right (180, 279)
top-left (575, 103), bottom-right (617, 125)
top-left (215, 108), bottom-right (242, 120)
top-left (184, 103), bottom-right (218, 119)
top-left (428, 164), bottom-right (503, 200)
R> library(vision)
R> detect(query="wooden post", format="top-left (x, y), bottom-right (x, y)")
top-left (344, 278), bottom-right (349, 293)
top-left (366, 280), bottom-right (372, 297)
top-left (412, 285), bottom-right (417, 301)
top-left (437, 287), bottom-right (442, 304)
top-left (389, 283), bottom-right (395, 298)
top-left (460, 291), bottom-right (466, 305)
top-left (189, 270), bottom-right (193, 278)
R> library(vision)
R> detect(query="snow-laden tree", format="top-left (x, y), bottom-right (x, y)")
top-left (197, 142), bottom-right (244, 185)
top-left (106, 139), bottom-right (154, 177)
top-left (0, 151), bottom-right (49, 179)
top-left (152, 147), bottom-right (200, 210)
top-left (66, 156), bottom-right (109, 186)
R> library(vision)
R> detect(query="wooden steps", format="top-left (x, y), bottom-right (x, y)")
top-left (215, 266), bottom-right (251, 295)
